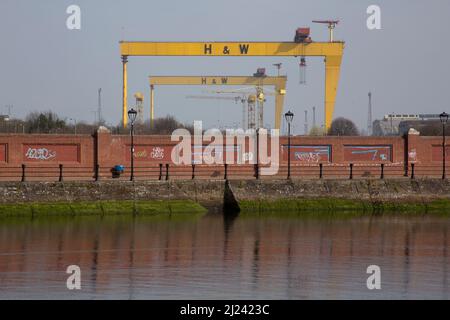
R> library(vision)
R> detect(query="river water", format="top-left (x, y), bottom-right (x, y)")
top-left (0, 212), bottom-right (449, 300)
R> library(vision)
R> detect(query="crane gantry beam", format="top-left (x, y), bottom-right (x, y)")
top-left (120, 41), bottom-right (344, 130)
top-left (148, 75), bottom-right (287, 129)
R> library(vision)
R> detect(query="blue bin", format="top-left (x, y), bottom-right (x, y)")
top-left (114, 165), bottom-right (125, 173)
top-left (112, 165), bottom-right (125, 178)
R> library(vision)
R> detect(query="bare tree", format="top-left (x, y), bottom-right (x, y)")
top-left (308, 126), bottom-right (325, 136)
top-left (25, 111), bottom-right (67, 134)
top-left (113, 116), bottom-right (194, 135)
top-left (328, 117), bottom-right (360, 136)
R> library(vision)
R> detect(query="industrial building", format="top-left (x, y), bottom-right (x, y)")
top-left (373, 114), bottom-right (443, 136)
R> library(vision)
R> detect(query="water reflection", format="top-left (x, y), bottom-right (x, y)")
top-left (0, 212), bottom-right (449, 299)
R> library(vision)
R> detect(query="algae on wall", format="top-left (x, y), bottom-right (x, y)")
top-left (238, 198), bottom-right (450, 213)
top-left (0, 200), bottom-right (207, 217)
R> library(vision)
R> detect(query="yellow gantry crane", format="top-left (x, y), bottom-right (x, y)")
top-left (148, 70), bottom-right (286, 129)
top-left (120, 26), bottom-right (344, 130)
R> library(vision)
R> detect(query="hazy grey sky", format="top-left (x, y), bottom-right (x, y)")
top-left (1, 0), bottom-right (449, 134)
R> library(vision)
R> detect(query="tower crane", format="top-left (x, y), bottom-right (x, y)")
top-left (186, 95), bottom-right (247, 128)
top-left (312, 20), bottom-right (339, 42)
top-left (206, 87), bottom-right (277, 129)
top-left (273, 63), bottom-right (282, 76)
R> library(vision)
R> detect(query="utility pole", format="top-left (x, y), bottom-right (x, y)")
top-left (5, 105), bottom-right (13, 117)
top-left (98, 88), bottom-right (102, 125)
top-left (312, 106), bottom-right (316, 127)
top-left (368, 92), bottom-right (373, 136)
top-left (390, 112), bottom-right (394, 136)
top-left (304, 110), bottom-right (309, 135)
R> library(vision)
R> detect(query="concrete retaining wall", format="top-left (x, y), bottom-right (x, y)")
top-left (1, 179), bottom-right (449, 211)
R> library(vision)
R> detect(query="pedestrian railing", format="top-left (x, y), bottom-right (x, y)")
top-left (0, 162), bottom-right (446, 182)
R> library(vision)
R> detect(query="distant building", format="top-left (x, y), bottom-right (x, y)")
top-left (398, 120), bottom-right (442, 136)
top-left (0, 115), bottom-right (10, 122)
top-left (373, 113), bottom-right (442, 136)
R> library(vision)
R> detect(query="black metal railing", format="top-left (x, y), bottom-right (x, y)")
top-left (0, 163), bottom-right (444, 182)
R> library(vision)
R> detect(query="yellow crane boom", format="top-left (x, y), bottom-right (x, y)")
top-left (120, 40), bottom-right (344, 130)
top-left (148, 75), bottom-right (287, 129)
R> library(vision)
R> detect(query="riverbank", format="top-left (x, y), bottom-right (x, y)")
top-left (0, 179), bottom-right (449, 216)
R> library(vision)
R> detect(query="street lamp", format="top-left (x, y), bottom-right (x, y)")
top-left (440, 112), bottom-right (448, 179)
top-left (285, 110), bottom-right (294, 179)
top-left (128, 108), bottom-right (138, 181)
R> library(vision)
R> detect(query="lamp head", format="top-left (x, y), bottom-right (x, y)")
top-left (285, 110), bottom-right (294, 124)
top-left (128, 108), bottom-right (138, 125)
top-left (440, 112), bottom-right (449, 124)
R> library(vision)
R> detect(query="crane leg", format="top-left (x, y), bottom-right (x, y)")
top-left (242, 101), bottom-right (246, 129)
top-left (122, 55), bottom-right (128, 128)
top-left (274, 92), bottom-right (285, 130)
top-left (150, 85), bottom-right (155, 128)
top-left (258, 101), bottom-right (264, 129)
top-left (324, 55), bottom-right (342, 132)
top-left (274, 80), bottom-right (286, 131)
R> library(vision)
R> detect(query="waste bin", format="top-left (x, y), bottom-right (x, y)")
top-left (112, 165), bottom-right (125, 178)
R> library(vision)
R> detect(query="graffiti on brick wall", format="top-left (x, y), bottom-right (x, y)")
top-left (150, 147), bottom-right (165, 160)
top-left (431, 145), bottom-right (450, 162)
top-left (25, 147), bottom-right (56, 160)
top-left (128, 145), bottom-right (242, 163)
top-left (344, 145), bottom-right (391, 162)
top-left (282, 145), bottom-right (331, 163)
top-left (0, 144), bottom-right (6, 162)
top-left (22, 144), bottom-right (79, 162)
top-left (126, 145), bottom-right (173, 162)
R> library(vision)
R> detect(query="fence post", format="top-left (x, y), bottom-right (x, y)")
top-left (380, 163), bottom-right (385, 179)
top-left (21, 164), bottom-right (26, 182)
top-left (95, 164), bottom-right (100, 182)
top-left (349, 163), bottom-right (354, 180)
top-left (224, 163), bottom-right (228, 180)
top-left (319, 163), bottom-right (323, 179)
top-left (411, 163), bottom-right (415, 180)
top-left (159, 164), bottom-right (163, 181)
top-left (59, 164), bottom-right (63, 182)
top-left (165, 164), bottom-right (169, 181)
top-left (192, 164), bottom-right (196, 180)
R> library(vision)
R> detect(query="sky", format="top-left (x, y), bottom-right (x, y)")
top-left (0, 0), bottom-right (449, 134)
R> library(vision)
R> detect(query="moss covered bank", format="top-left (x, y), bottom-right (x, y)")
top-left (0, 179), bottom-right (449, 216)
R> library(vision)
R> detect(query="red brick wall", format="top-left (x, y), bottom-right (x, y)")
top-left (0, 131), bottom-right (448, 180)
top-left (280, 136), bottom-right (404, 164)
top-left (0, 143), bottom-right (6, 163)
top-left (0, 135), bottom-right (93, 166)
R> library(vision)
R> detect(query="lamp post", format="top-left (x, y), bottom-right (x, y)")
top-left (128, 108), bottom-right (138, 181)
top-left (285, 111), bottom-right (294, 179)
top-left (440, 112), bottom-right (448, 180)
